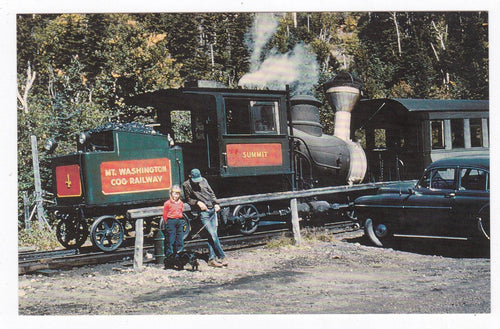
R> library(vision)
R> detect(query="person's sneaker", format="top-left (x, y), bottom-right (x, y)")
top-left (207, 259), bottom-right (223, 268)
top-left (217, 258), bottom-right (228, 266)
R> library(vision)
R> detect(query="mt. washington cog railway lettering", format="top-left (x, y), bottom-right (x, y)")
top-left (100, 158), bottom-right (172, 194)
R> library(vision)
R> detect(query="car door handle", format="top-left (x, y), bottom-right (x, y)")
top-left (445, 193), bottom-right (456, 198)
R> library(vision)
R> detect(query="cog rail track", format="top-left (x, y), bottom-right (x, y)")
top-left (18, 221), bottom-right (358, 276)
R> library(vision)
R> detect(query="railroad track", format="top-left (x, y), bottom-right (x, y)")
top-left (18, 220), bottom-right (359, 275)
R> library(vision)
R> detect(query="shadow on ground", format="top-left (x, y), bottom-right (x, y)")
top-left (344, 233), bottom-right (490, 259)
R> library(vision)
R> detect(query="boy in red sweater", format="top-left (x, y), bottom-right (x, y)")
top-left (162, 185), bottom-right (185, 267)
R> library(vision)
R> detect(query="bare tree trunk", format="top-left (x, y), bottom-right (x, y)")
top-left (17, 62), bottom-right (36, 114)
top-left (430, 42), bottom-right (440, 61)
top-left (430, 19), bottom-right (449, 90)
top-left (431, 20), bottom-right (447, 50)
top-left (392, 12), bottom-right (402, 56)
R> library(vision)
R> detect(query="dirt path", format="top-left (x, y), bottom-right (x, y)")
top-left (18, 230), bottom-right (490, 315)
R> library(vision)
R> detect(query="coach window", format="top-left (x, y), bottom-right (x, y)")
top-left (470, 118), bottom-right (483, 147)
top-left (251, 101), bottom-right (278, 134)
top-left (451, 119), bottom-right (464, 148)
top-left (482, 118), bottom-right (489, 148)
top-left (431, 120), bottom-right (445, 149)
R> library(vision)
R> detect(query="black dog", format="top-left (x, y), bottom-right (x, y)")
top-left (164, 251), bottom-right (199, 271)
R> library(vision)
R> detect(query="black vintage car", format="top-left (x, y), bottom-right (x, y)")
top-left (354, 155), bottom-right (490, 248)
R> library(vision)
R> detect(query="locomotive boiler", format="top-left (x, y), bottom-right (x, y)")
top-left (48, 73), bottom-right (370, 251)
top-left (290, 72), bottom-right (367, 188)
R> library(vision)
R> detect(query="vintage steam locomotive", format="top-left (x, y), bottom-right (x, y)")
top-left (48, 72), bottom-right (372, 251)
top-left (48, 71), bottom-right (489, 252)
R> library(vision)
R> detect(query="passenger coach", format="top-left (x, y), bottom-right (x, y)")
top-left (352, 98), bottom-right (489, 182)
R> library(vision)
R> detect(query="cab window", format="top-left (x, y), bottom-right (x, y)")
top-left (170, 110), bottom-right (193, 143)
top-left (251, 101), bottom-right (279, 134)
top-left (225, 98), bottom-right (251, 134)
top-left (225, 98), bottom-right (279, 135)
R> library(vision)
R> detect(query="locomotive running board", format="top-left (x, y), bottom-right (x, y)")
top-left (216, 181), bottom-right (390, 207)
top-left (127, 181), bottom-right (392, 220)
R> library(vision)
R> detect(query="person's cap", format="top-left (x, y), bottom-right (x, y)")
top-left (190, 168), bottom-right (203, 183)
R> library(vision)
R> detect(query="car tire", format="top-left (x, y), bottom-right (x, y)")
top-left (364, 218), bottom-right (396, 248)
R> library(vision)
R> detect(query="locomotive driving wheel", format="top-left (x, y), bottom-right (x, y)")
top-left (56, 219), bottom-right (89, 249)
top-left (90, 215), bottom-right (125, 252)
top-left (233, 204), bottom-right (260, 235)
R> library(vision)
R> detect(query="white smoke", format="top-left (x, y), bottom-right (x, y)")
top-left (239, 13), bottom-right (319, 95)
top-left (247, 13), bottom-right (279, 72)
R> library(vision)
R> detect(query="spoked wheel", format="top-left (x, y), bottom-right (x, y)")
top-left (364, 218), bottom-right (395, 248)
top-left (233, 204), bottom-right (260, 235)
top-left (90, 215), bottom-right (124, 252)
top-left (56, 219), bottom-right (89, 249)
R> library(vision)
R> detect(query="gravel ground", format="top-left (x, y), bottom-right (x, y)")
top-left (16, 229), bottom-right (492, 327)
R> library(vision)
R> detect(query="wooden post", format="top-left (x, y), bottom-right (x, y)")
top-left (31, 135), bottom-right (50, 229)
top-left (134, 218), bottom-right (144, 270)
top-left (23, 191), bottom-right (30, 230)
top-left (290, 198), bottom-right (301, 245)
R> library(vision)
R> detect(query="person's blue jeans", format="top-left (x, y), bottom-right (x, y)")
top-left (200, 209), bottom-right (225, 261)
top-left (164, 218), bottom-right (186, 257)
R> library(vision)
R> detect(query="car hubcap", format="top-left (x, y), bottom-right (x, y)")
top-left (375, 224), bottom-right (388, 238)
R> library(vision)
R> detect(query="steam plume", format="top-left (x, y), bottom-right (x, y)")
top-left (239, 13), bottom-right (319, 95)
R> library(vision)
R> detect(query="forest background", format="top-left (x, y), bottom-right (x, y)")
top-left (16, 12), bottom-right (488, 226)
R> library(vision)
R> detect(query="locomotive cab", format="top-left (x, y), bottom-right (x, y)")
top-left (129, 83), bottom-right (293, 196)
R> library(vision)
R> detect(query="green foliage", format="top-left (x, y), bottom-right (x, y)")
top-left (18, 222), bottom-right (60, 251)
top-left (352, 12), bottom-right (488, 99)
top-left (265, 233), bottom-right (294, 248)
top-left (264, 227), bottom-right (338, 249)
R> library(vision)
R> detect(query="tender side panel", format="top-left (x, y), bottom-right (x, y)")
top-left (100, 158), bottom-right (172, 195)
top-left (56, 164), bottom-right (82, 198)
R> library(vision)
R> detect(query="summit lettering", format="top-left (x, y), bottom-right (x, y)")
top-left (242, 151), bottom-right (269, 158)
